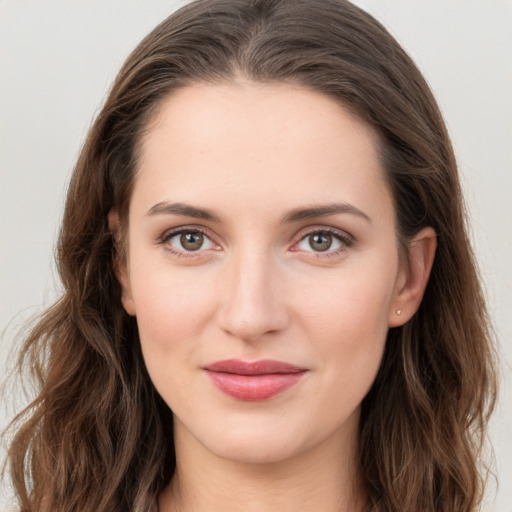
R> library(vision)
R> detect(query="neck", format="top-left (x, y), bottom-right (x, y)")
top-left (159, 417), bottom-right (367, 512)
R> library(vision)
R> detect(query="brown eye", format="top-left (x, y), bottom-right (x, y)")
top-left (308, 233), bottom-right (332, 252)
top-left (163, 228), bottom-right (215, 256)
top-left (180, 232), bottom-right (204, 251)
top-left (296, 230), bottom-right (350, 255)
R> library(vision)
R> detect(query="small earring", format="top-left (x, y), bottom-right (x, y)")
top-left (396, 309), bottom-right (402, 316)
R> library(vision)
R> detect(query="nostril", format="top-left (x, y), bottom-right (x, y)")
top-left (217, 294), bottom-right (289, 342)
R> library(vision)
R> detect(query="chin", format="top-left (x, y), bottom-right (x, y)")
top-left (211, 436), bottom-right (303, 465)
top-left (195, 417), bottom-right (322, 466)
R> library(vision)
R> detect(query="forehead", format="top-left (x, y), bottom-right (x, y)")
top-left (133, 81), bottom-right (392, 222)
top-left (143, 80), bottom-right (381, 160)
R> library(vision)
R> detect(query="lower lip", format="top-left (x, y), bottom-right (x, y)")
top-left (204, 371), bottom-right (307, 401)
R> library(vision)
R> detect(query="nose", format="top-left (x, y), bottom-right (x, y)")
top-left (217, 250), bottom-right (289, 343)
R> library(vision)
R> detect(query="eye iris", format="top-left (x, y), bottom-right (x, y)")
top-left (180, 232), bottom-right (204, 251)
top-left (309, 233), bottom-right (332, 252)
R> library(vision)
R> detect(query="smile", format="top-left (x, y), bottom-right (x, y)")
top-left (203, 359), bottom-right (308, 401)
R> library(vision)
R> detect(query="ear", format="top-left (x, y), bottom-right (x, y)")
top-left (388, 227), bottom-right (437, 327)
top-left (108, 209), bottom-right (136, 316)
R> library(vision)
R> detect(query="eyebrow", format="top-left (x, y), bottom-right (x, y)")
top-left (281, 203), bottom-right (371, 224)
top-left (146, 201), bottom-right (221, 222)
top-left (146, 201), bottom-right (371, 224)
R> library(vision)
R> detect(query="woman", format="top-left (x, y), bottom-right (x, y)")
top-left (2, 0), bottom-right (497, 511)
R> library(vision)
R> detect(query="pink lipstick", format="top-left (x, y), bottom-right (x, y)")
top-left (203, 359), bottom-right (307, 401)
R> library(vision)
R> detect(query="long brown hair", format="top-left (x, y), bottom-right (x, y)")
top-left (2, 1), bottom-right (497, 510)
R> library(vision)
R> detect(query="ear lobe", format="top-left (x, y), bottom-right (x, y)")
top-left (108, 209), bottom-right (136, 316)
top-left (389, 227), bottom-right (437, 327)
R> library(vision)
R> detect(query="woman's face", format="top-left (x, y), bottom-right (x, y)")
top-left (116, 82), bottom-right (420, 465)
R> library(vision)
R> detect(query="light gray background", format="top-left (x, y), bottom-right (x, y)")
top-left (1, 1), bottom-right (511, 510)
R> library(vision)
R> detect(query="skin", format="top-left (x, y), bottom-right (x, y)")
top-left (111, 81), bottom-right (436, 511)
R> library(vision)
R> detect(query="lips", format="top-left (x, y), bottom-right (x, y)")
top-left (203, 359), bottom-right (308, 401)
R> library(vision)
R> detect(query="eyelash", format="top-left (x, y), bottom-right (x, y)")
top-left (293, 227), bottom-right (354, 258)
top-left (157, 226), bottom-right (217, 259)
top-left (157, 226), bottom-right (354, 259)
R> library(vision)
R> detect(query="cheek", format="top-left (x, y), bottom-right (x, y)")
top-left (129, 259), bottom-right (217, 358)
top-left (128, 263), bottom-right (222, 412)
top-left (294, 261), bottom-right (396, 384)
top-left (298, 259), bottom-right (395, 334)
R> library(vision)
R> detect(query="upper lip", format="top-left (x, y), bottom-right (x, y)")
top-left (203, 359), bottom-right (307, 375)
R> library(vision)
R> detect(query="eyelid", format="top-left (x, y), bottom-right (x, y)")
top-left (157, 225), bottom-right (221, 257)
top-left (158, 224), bottom-right (213, 242)
top-left (290, 225), bottom-right (355, 254)
top-left (156, 224), bottom-right (355, 258)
